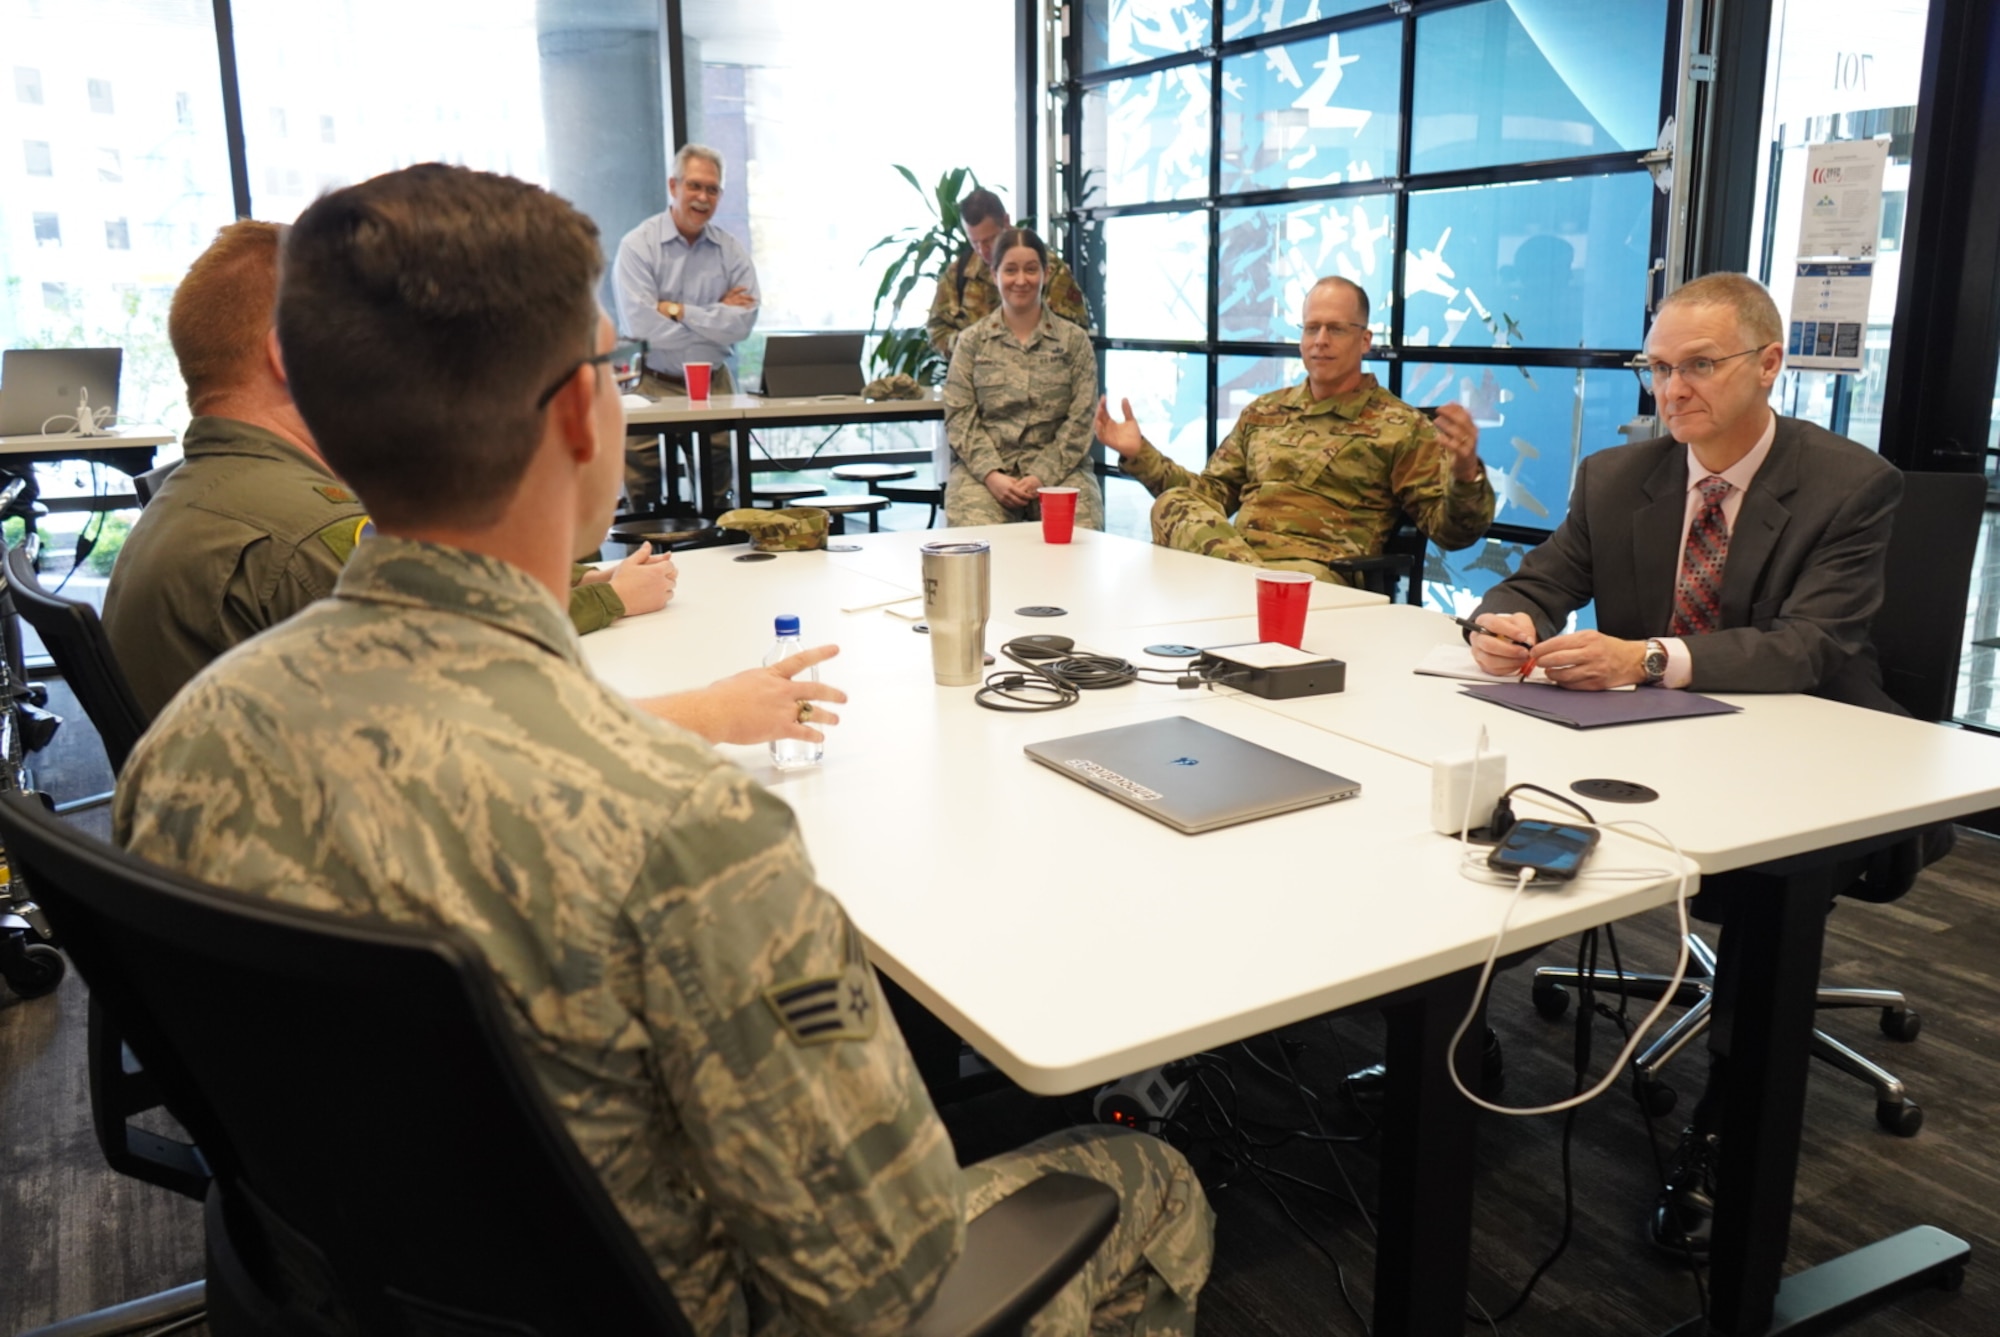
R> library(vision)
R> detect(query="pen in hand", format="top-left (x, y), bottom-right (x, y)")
top-left (1450, 615), bottom-right (1539, 682)
top-left (1450, 614), bottom-right (1535, 651)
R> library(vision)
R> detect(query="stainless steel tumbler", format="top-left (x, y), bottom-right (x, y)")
top-left (920, 540), bottom-right (991, 686)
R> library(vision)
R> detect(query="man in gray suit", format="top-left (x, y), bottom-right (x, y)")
top-left (1467, 273), bottom-right (1899, 708)
top-left (1467, 272), bottom-right (1903, 1258)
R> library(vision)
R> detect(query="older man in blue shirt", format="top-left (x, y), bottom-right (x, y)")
top-left (615, 143), bottom-right (760, 509)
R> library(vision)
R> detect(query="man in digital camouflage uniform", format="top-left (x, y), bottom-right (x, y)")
top-left (1094, 277), bottom-right (1494, 584)
top-left (116, 163), bottom-right (1210, 1337)
top-left (104, 222), bottom-right (837, 749)
top-left (104, 221), bottom-right (674, 721)
top-left (926, 187), bottom-right (1091, 359)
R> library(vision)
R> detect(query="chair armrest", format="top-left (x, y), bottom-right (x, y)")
top-left (1323, 552), bottom-right (1414, 575)
top-left (89, 997), bottom-right (210, 1201)
top-left (908, 1172), bottom-right (1119, 1337)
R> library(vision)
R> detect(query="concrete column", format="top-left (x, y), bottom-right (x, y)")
top-left (536, 0), bottom-right (671, 316)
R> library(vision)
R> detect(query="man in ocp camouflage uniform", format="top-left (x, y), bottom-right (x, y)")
top-left (927, 188), bottom-right (1091, 359)
top-left (1095, 277), bottom-right (1494, 584)
top-left (116, 164), bottom-right (1210, 1337)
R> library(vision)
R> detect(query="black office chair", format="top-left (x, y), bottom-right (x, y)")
top-left (4, 538), bottom-right (150, 779)
top-left (131, 457), bottom-right (183, 507)
top-left (1530, 471), bottom-right (1987, 1135)
top-left (1326, 520), bottom-right (1428, 605)
top-left (0, 790), bottom-right (1119, 1337)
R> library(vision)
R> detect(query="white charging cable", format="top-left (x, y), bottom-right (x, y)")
top-left (1445, 817), bottom-right (1696, 1117)
top-left (40, 386), bottom-right (115, 437)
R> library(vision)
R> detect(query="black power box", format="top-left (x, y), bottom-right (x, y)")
top-left (1193, 642), bottom-right (1346, 700)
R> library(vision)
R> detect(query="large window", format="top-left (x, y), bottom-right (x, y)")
top-left (0, 2), bottom-right (235, 433)
top-left (230, 0), bottom-right (678, 321)
top-left (680, 0), bottom-right (1016, 385)
top-left (1748, 0), bottom-right (1928, 452)
top-left (1068, 0), bottom-right (1675, 610)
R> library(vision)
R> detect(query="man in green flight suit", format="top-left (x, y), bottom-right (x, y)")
top-left (117, 163), bottom-right (1211, 1337)
top-left (1094, 276), bottom-right (1495, 586)
top-left (105, 221), bottom-right (836, 750)
top-left (926, 187), bottom-right (1091, 358)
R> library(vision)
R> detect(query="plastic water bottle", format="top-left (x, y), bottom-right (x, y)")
top-left (767, 614), bottom-right (823, 771)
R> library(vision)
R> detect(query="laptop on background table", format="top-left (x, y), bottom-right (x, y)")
top-left (0, 348), bottom-right (122, 436)
top-left (1025, 715), bottom-right (1360, 834)
top-left (760, 332), bottom-right (865, 397)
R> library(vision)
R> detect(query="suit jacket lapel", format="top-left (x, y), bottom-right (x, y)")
top-left (1718, 421), bottom-right (1799, 625)
top-left (1632, 446), bottom-right (1686, 635)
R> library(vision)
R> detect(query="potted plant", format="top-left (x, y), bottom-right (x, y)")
top-left (863, 165), bottom-right (986, 386)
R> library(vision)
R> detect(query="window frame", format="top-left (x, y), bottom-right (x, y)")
top-left (1061, 0), bottom-right (1682, 558)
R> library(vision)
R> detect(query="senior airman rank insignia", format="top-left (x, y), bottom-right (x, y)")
top-left (764, 937), bottom-right (879, 1046)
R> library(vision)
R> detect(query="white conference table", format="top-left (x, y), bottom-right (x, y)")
top-left (814, 520), bottom-right (1384, 628)
top-left (584, 527), bottom-right (1692, 1336)
top-left (1108, 600), bottom-right (2000, 1334)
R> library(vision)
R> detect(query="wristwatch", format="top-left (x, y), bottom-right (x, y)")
top-left (665, 300), bottom-right (685, 321)
top-left (1641, 638), bottom-right (1669, 684)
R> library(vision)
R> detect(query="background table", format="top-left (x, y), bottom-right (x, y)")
top-left (624, 392), bottom-right (943, 516)
top-left (0, 425), bottom-right (172, 513)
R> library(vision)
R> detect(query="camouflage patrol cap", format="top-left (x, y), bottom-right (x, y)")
top-left (717, 506), bottom-right (828, 552)
top-left (862, 373), bottom-right (924, 401)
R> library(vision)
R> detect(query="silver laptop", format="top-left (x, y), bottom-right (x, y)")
top-left (1025, 715), bottom-right (1360, 834)
top-left (760, 333), bottom-right (865, 397)
top-left (0, 348), bottom-right (122, 436)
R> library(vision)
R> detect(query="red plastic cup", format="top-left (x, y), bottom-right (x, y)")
top-left (1255, 569), bottom-right (1314, 648)
top-left (1038, 486), bottom-right (1079, 543)
top-left (683, 362), bottom-right (712, 402)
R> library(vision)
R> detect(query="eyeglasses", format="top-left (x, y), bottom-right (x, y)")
top-left (535, 339), bottom-right (646, 410)
top-left (674, 180), bottom-right (722, 197)
top-left (1301, 320), bottom-right (1370, 342)
top-left (1634, 345), bottom-right (1770, 393)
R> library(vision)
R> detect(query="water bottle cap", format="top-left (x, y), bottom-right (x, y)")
top-left (774, 614), bottom-right (801, 636)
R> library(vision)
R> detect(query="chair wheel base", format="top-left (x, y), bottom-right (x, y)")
top-left (1531, 979), bottom-right (1570, 1019)
top-left (1876, 1098), bottom-right (1923, 1137)
top-left (1880, 1007), bottom-right (1921, 1041)
top-left (1636, 1075), bottom-right (1678, 1118)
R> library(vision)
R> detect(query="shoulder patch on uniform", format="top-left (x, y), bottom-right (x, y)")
top-left (764, 958), bottom-right (879, 1047)
top-left (314, 483), bottom-right (358, 504)
top-left (316, 515), bottom-right (374, 565)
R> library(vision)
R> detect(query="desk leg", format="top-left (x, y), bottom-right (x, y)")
top-left (1663, 864), bottom-right (1969, 1336)
top-left (1376, 966), bottom-right (1482, 1337)
top-left (729, 424), bottom-right (751, 515)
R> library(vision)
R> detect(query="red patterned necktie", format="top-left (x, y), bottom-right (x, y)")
top-left (1670, 475), bottom-right (1732, 636)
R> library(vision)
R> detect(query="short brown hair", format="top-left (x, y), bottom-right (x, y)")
top-left (170, 221), bottom-right (282, 414)
top-left (1659, 273), bottom-right (1783, 347)
top-left (1309, 276), bottom-right (1371, 324)
top-left (959, 187), bottom-right (1008, 229)
top-left (277, 164), bottom-right (603, 528)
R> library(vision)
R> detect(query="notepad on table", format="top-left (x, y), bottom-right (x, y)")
top-left (1414, 643), bottom-right (1552, 685)
top-left (1460, 682), bottom-right (1741, 729)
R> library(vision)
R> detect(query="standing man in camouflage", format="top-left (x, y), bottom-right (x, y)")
top-left (117, 163), bottom-right (1210, 1336)
top-left (1095, 277), bottom-right (1494, 584)
top-left (927, 187), bottom-right (1090, 359)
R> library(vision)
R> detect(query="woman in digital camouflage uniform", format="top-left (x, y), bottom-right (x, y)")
top-left (941, 227), bottom-right (1104, 529)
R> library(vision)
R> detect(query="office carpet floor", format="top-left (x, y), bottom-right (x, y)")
top-left (3, 679), bottom-right (1998, 1336)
